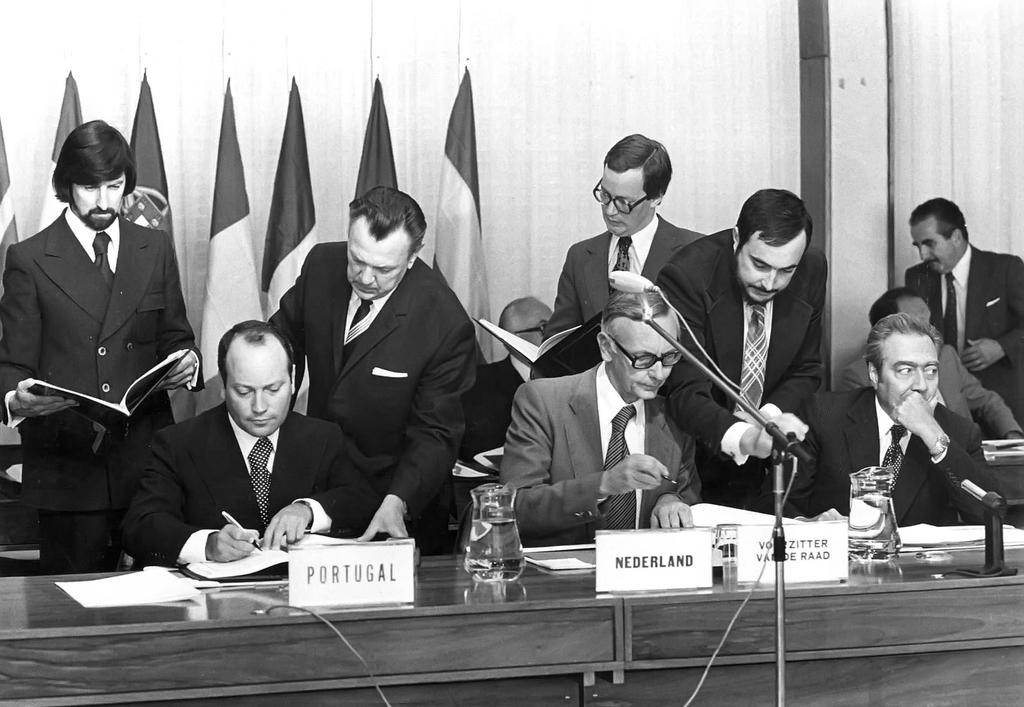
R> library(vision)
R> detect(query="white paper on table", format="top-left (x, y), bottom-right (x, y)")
top-left (56, 567), bottom-right (200, 607)
top-left (899, 523), bottom-right (1024, 549)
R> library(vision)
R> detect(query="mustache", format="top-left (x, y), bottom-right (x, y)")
top-left (88, 208), bottom-right (117, 216)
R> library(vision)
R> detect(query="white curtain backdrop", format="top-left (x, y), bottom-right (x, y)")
top-left (0, 0), bottom-right (800, 375)
top-left (892, 0), bottom-right (1024, 275)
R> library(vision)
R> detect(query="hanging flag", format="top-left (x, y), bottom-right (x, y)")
top-left (196, 81), bottom-right (263, 413)
top-left (0, 117), bottom-right (18, 444)
top-left (37, 72), bottom-right (82, 231)
top-left (0, 116), bottom-right (17, 280)
top-left (354, 77), bottom-right (398, 199)
top-left (123, 71), bottom-right (172, 235)
top-left (434, 69), bottom-right (491, 350)
top-left (262, 78), bottom-right (317, 316)
top-left (262, 79), bottom-right (317, 413)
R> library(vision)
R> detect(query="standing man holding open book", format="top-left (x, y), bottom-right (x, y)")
top-left (0, 120), bottom-right (200, 574)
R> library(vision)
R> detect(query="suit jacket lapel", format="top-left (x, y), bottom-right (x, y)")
top-left (100, 220), bottom-right (159, 342)
top-left (338, 282), bottom-right (403, 380)
top-left (196, 407), bottom-right (264, 527)
top-left (267, 413), bottom-right (313, 515)
top-left (566, 369), bottom-right (604, 495)
top-left (641, 397), bottom-right (679, 519)
top-left (330, 274), bottom-right (354, 377)
top-left (708, 258), bottom-right (744, 382)
top-left (37, 217), bottom-right (110, 324)
top-left (583, 234), bottom-right (612, 314)
top-left (844, 391), bottom-right (881, 475)
top-left (964, 247), bottom-right (990, 340)
top-left (641, 217), bottom-right (670, 280)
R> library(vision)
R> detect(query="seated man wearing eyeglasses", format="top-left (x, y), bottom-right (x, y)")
top-left (501, 292), bottom-right (700, 546)
top-left (543, 134), bottom-right (702, 339)
top-left (459, 296), bottom-right (552, 460)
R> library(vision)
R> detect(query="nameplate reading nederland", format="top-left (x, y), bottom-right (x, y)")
top-left (595, 528), bottom-right (713, 593)
top-left (735, 521), bottom-right (848, 584)
top-left (289, 538), bottom-right (415, 607)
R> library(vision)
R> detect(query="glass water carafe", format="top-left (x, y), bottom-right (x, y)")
top-left (848, 465), bottom-right (901, 560)
top-left (462, 483), bottom-right (525, 582)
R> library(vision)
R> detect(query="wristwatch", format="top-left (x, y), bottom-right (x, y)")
top-left (929, 433), bottom-right (950, 463)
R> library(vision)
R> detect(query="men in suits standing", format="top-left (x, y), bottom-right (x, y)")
top-left (459, 296), bottom-right (551, 460)
top-left (839, 288), bottom-right (1022, 439)
top-left (271, 187), bottom-right (476, 554)
top-left (124, 321), bottom-right (377, 566)
top-left (0, 120), bottom-right (200, 573)
top-left (657, 189), bottom-right (823, 508)
top-left (789, 313), bottom-right (994, 526)
top-left (501, 292), bottom-right (700, 547)
top-left (905, 197), bottom-right (1024, 425)
top-left (544, 134), bottom-right (702, 338)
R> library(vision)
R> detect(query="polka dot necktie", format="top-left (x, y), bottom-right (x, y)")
top-left (247, 437), bottom-right (273, 527)
top-left (609, 236), bottom-right (633, 294)
top-left (883, 424), bottom-right (907, 493)
top-left (602, 404), bottom-right (638, 530)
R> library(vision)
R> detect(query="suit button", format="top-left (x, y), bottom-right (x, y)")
top-left (97, 346), bottom-right (107, 356)
top-left (126, 342), bottom-right (134, 351)
top-left (101, 383), bottom-right (111, 393)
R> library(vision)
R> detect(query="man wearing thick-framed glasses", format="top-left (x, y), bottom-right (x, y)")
top-left (543, 134), bottom-right (702, 339)
top-left (501, 291), bottom-right (700, 547)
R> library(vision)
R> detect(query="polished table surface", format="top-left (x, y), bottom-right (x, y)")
top-left (3, 549), bottom-right (1024, 705)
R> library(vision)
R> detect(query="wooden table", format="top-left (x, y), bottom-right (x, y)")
top-left (3, 550), bottom-right (1024, 705)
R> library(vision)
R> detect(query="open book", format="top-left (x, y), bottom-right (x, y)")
top-left (26, 349), bottom-right (189, 424)
top-left (477, 312), bottom-right (601, 379)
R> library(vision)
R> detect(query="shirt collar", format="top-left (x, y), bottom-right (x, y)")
top-left (951, 244), bottom-right (972, 284)
top-left (596, 363), bottom-right (641, 420)
top-left (64, 208), bottom-right (121, 251)
top-left (611, 213), bottom-right (659, 256)
top-left (227, 412), bottom-right (282, 459)
top-left (873, 396), bottom-right (906, 443)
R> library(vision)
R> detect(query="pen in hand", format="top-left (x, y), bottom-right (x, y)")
top-left (221, 511), bottom-right (262, 553)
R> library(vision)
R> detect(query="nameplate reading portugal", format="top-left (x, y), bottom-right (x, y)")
top-left (288, 538), bottom-right (415, 607)
top-left (735, 521), bottom-right (848, 584)
top-left (595, 528), bottom-right (714, 593)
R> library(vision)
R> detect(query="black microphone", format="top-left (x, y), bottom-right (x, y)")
top-left (608, 271), bottom-right (660, 294)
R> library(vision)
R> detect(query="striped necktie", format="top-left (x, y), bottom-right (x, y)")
top-left (602, 404), bottom-right (638, 530)
top-left (739, 303), bottom-right (768, 409)
top-left (345, 298), bottom-right (373, 345)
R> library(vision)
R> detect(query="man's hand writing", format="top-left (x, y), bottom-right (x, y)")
top-left (263, 502), bottom-right (313, 550)
top-left (206, 524), bottom-right (260, 562)
top-left (599, 454), bottom-right (667, 496)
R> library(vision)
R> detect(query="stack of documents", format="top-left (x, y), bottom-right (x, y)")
top-left (56, 567), bottom-right (200, 607)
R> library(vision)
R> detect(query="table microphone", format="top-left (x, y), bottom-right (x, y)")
top-left (609, 271), bottom-right (659, 294)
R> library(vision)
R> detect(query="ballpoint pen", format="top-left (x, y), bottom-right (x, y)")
top-left (221, 510), bottom-right (262, 553)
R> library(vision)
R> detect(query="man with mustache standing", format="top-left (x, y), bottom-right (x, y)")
top-left (905, 198), bottom-right (1024, 429)
top-left (0, 120), bottom-right (200, 573)
top-left (657, 189), bottom-right (825, 509)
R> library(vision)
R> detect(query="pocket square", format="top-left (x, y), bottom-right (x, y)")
top-left (371, 367), bottom-right (408, 378)
top-left (986, 297), bottom-right (1001, 307)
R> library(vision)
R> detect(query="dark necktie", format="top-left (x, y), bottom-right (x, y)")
top-left (247, 436), bottom-right (273, 527)
top-left (609, 236), bottom-right (633, 294)
top-left (92, 231), bottom-right (114, 288)
top-left (943, 273), bottom-right (958, 351)
top-left (345, 298), bottom-right (373, 345)
top-left (883, 424), bottom-right (907, 492)
top-left (739, 304), bottom-right (768, 409)
top-left (602, 404), bottom-right (638, 530)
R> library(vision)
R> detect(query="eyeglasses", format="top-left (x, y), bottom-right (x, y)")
top-left (592, 181), bottom-right (651, 215)
top-left (607, 335), bottom-right (683, 370)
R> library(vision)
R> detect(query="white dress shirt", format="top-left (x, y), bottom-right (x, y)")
top-left (607, 214), bottom-right (659, 275)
